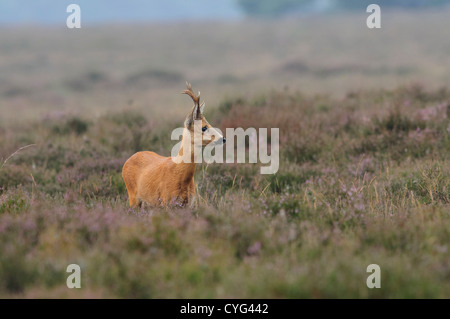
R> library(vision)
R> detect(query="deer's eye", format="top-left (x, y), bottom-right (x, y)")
top-left (202, 126), bottom-right (208, 132)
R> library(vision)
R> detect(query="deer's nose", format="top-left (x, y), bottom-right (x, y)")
top-left (222, 137), bottom-right (226, 144)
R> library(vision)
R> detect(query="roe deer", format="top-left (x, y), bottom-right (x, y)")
top-left (122, 82), bottom-right (226, 208)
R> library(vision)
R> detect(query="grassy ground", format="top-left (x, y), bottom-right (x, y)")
top-left (0, 84), bottom-right (449, 298)
top-left (1, 11), bottom-right (450, 298)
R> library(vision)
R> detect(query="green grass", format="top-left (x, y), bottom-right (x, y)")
top-left (1, 11), bottom-right (450, 298)
top-left (0, 84), bottom-right (449, 298)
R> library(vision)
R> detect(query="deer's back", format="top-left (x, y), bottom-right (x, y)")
top-left (123, 151), bottom-right (166, 180)
top-left (123, 151), bottom-right (189, 205)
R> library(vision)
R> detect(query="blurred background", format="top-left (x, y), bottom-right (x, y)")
top-left (1, 1), bottom-right (450, 298)
top-left (0, 0), bottom-right (449, 126)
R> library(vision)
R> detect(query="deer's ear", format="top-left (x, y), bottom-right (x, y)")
top-left (192, 104), bottom-right (199, 121)
top-left (185, 109), bottom-right (194, 128)
top-left (200, 102), bottom-right (206, 115)
top-left (192, 104), bottom-right (203, 121)
top-left (185, 116), bottom-right (193, 128)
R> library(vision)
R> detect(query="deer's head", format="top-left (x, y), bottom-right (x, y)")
top-left (182, 82), bottom-right (226, 147)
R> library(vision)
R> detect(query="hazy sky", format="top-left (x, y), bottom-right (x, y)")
top-left (0, 0), bottom-right (242, 25)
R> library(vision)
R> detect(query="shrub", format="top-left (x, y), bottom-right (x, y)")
top-left (0, 188), bottom-right (30, 214)
top-left (51, 116), bottom-right (89, 136)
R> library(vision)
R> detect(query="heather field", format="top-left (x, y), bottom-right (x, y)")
top-left (1, 11), bottom-right (450, 298)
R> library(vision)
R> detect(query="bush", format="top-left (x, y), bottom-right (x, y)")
top-left (335, 0), bottom-right (450, 10)
top-left (46, 116), bottom-right (90, 136)
top-left (0, 188), bottom-right (30, 214)
top-left (237, 0), bottom-right (314, 17)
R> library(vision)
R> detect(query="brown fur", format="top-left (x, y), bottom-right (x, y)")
top-left (122, 83), bottom-right (223, 208)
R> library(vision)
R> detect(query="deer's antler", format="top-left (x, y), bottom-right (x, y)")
top-left (182, 81), bottom-right (204, 119)
top-left (182, 81), bottom-right (201, 107)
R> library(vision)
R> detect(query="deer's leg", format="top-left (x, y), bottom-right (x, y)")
top-left (124, 180), bottom-right (138, 208)
top-left (122, 160), bottom-right (139, 208)
top-left (188, 184), bottom-right (197, 208)
top-left (128, 194), bottom-right (140, 208)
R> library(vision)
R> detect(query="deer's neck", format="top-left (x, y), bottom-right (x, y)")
top-left (173, 134), bottom-right (199, 182)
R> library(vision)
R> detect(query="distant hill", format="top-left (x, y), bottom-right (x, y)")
top-left (0, 0), bottom-right (242, 25)
top-left (2, 0), bottom-right (449, 25)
